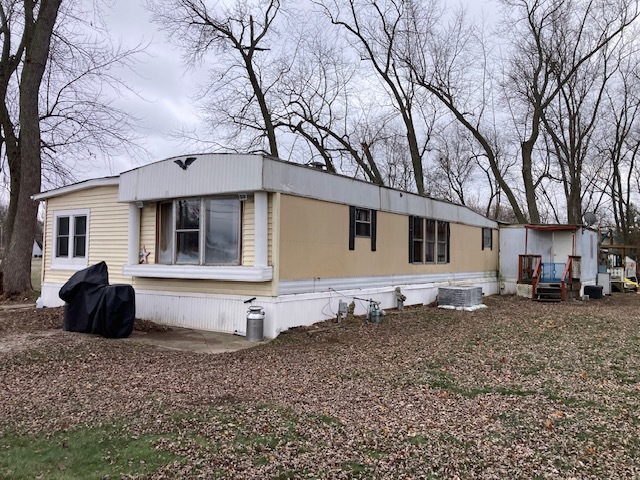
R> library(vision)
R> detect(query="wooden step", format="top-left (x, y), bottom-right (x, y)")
top-left (535, 283), bottom-right (563, 302)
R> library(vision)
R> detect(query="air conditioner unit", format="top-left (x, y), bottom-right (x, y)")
top-left (438, 286), bottom-right (483, 308)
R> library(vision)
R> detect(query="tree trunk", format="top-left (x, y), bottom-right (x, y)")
top-left (3, 0), bottom-right (62, 295)
top-left (521, 139), bottom-right (540, 224)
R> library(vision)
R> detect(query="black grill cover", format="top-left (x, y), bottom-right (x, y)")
top-left (93, 284), bottom-right (136, 338)
top-left (58, 262), bottom-right (135, 338)
top-left (59, 262), bottom-right (109, 333)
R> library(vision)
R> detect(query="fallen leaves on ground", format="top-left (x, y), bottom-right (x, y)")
top-left (1, 294), bottom-right (640, 479)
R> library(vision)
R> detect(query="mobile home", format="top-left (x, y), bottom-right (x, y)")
top-left (35, 154), bottom-right (499, 337)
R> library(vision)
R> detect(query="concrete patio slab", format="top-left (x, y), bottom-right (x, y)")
top-left (125, 327), bottom-right (270, 354)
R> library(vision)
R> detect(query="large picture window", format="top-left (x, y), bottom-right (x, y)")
top-left (52, 209), bottom-right (89, 269)
top-left (409, 216), bottom-right (449, 264)
top-left (157, 197), bottom-right (241, 265)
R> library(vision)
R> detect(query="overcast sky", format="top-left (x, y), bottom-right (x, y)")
top-left (96, 0), bottom-right (495, 180)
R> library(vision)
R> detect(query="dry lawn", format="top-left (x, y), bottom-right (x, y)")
top-left (31, 257), bottom-right (42, 292)
top-left (1, 294), bottom-right (640, 478)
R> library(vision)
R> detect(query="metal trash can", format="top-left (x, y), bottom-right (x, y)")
top-left (246, 305), bottom-right (265, 342)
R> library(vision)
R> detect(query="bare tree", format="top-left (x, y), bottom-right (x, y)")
top-left (148, 0), bottom-right (284, 157)
top-left (0, 0), bottom-right (145, 295)
top-left (600, 54), bottom-right (640, 242)
top-left (429, 127), bottom-right (478, 206)
top-left (2, 0), bottom-right (62, 295)
top-left (313, 0), bottom-right (441, 194)
top-left (540, 45), bottom-right (619, 223)
top-left (405, 0), bottom-right (639, 223)
top-left (500, 0), bottom-right (638, 223)
top-left (276, 29), bottom-right (383, 181)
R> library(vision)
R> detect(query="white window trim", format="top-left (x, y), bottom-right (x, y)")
top-left (123, 264), bottom-right (272, 282)
top-left (51, 209), bottom-right (90, 270)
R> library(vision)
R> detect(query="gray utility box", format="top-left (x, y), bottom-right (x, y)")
top-left (597, 273), bottom-right (611, 295)
top-left (438, 286), bottom-right (483, 308)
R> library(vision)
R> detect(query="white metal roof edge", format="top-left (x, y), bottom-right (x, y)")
top-left (261, 157), bottom-right (498, 229)
top-left (32, 176), bottom-right (120, 201)
top-left (35, 154), bottom-right (497, 229)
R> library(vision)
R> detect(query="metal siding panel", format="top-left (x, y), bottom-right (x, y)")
top-left (131, 277), bottom-right (273, 296)
top-left (119, 154), bottom-right (264, 202)
top-left (278, 271), bottom-right (498, 294)
top-left (263, 159), bottom-right (381, 210)
top-left (117, 154), bottom-right (496, 229)
top-left (576, 229), bottom-right (597, 282)
top-left (498, 227), bottom-right (527, 283)
top-left (134, 293), bottom-right (248, 333)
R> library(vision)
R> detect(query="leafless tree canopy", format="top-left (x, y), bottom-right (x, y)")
top-left (6, 0), bottom-right (640, 295)
top-left (0, 0), bottom-right (145, 295)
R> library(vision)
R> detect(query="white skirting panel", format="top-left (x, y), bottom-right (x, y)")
top-left (41, 273), bottom-right (499, 339)
top-left (41, 283), bottom-right (66, 307)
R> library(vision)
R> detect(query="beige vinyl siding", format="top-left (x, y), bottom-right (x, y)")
top-left (131, 278), bottom-right (273, 296)
top-left (139, 204), bottom-right (157, 263)
top-left (269, 193), bottom-right (280, 296)
top-left (242, 197), bottom-right (255, 265)
top-left (43, 185), bottom-right (131, 285)
top-left (278, 194), bottom-right (499, 280)
top-left (268, 194), bottom-right (274, 265)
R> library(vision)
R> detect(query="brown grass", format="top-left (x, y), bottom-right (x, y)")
top-left (1, 294), bottom-right (640, 479)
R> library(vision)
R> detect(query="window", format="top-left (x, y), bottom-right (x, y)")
top-left (348, 206), bottom-right (377, 251)
top-left (355, 208), bottom-right (371, 237)
top-left (52, 209), bottom-right (89, 269)
top-left (412, 216), bottom-right (424, 263)
top-left (426, 219), bottom-right (436, 263)
top-left (157, 197), bottom-right (241, 265)
top-left (437, 221), bottom-right (449, 263)
top-left (482, 227), bottom-right (492, 250)
top-left (409, 216), bottom-right (449, 264)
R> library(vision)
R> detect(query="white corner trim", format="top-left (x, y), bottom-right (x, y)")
top-left (122, 264), bottom-right (273, 282)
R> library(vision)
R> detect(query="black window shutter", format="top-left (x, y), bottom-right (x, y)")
top-left (408, 216), bottom-right (414, 263)
top-left (349, 206), bottom-right (355, 250)
top-left (490, 229), bottom-right (493, 250)
top-left (446, 222), bottom-right (451, 263)
top-left (482, 228), bottom-right (485, 250)
top-left (371, 210), bottom-right (377, 251)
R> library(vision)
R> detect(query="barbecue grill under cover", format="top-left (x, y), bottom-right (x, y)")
top-left (58, 262), bottom-right (135, 338)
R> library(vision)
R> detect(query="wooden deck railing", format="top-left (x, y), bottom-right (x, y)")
top-left (560, 257), bottom-right (573, 302)
top-left (531, 257), bottom-right (542, 300)
top-left (519, 254), bottom-right (542, 283)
